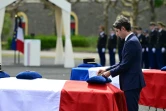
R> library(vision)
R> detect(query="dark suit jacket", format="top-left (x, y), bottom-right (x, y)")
top-left (107, 34), bottom-right (146, 91)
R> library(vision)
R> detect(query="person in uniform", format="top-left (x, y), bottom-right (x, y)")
top-left (155, 22), bottom-right (166, 68)
top-left (97, 25), bottom-right (107, 66)
top-left (107, 29), bottom-right (117, 65)
top-left (143, 29), bottom-right (150, 68)
top-left (162, 23), bottom-right (166, 65)
top-left (136, 27), bottom-right (147, 68)
top-left (148, 22), bottom-right (158, 69)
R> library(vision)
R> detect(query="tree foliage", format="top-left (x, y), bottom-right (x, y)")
top-left (2, 13), bottom-right (12, 40)
top-left (121, 0), bottom-right (149, 26)
top-left (154, 0), bottom-right (164, 7)
top-left (147, 0), bottom-right (165, 21)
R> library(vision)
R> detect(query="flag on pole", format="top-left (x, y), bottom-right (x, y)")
top-left (16, 17), bottom-right (24, 54)
top-left (11, 15), bottom-right (18, 50)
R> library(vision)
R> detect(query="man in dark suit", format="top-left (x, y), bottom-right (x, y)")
top-left (97, 25), bottom-right (107, 66)
top-left (98, 16), bottom-right (146, 111)
top-left (107, 29), bottom-right (117, 65)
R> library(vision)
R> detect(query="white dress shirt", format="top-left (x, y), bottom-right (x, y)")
top-left (125, 32), bottom-right (133, 41)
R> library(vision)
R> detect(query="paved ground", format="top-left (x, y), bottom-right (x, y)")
top-left (1, 50), bottom-right (166, 111)
top-left (1, 50), bottom-right (111, 79)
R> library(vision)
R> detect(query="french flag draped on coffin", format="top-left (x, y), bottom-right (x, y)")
top-left (0, 78), bottom-right (127, 111)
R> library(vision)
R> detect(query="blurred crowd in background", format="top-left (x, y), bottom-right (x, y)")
top-left (97, 21), bottom-right (166, 69)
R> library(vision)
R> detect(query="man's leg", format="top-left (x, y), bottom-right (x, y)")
top-left (156, 48), bottom-right (164, 69)
top-left (149, 48), bottom-right (158, 69)
top-left (98, 48), bottom-right (105, 66)
top-left (144, 51), bottom-right (149, 69)
top-left (124, 88), bottom-right (142, 111)
top-left (101, 51), bottom-right (106, 66)
top-left (142, 51), bottom-right (145, 68)
top-left (98, 48), bottom-right (102, 66)
top-left (111, 49), bottom-right (116, 65)
top-left (109, 49), bottom-right (115, 65)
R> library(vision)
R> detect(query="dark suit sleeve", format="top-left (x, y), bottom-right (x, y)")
top-left (110, 41), bottom-right (136, 77)
top-left (106, 63), bottom-right (120, 71)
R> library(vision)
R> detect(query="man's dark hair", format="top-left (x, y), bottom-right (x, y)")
top-left (113, 15), bottom-right (131, 31)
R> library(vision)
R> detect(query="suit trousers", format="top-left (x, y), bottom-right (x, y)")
top-left (124, 88), bottom-right (142, 111)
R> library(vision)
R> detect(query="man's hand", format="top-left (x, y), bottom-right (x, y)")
top-left (97, 69), bottom-right (106, 76)
top-left (102, 71), bottom-right (111, 77)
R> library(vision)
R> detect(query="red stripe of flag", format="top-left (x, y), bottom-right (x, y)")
top-left (59, 81), bottom-right (127, 111)
top-left (16, 27), bottom-right (24, 54)
top-left (17, 39), bottom-right (24, 54)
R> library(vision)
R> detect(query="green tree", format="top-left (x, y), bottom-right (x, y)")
top-left (121, 0), bottom-right (149, 26)
top-left (2, 13), bottom-right (12, 40)
top-left (93, 0), bottom-right (118, 35)
top-left (4, 0), bottom-right (24, 40)
top-left (148, 0), bottom-right (165, 21)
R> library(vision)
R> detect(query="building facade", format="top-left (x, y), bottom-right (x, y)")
top-left (11, 0), bottom-right (166, 36)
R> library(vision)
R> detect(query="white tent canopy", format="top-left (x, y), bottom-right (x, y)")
top-left (0, 0), bottom-right (75, 68)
